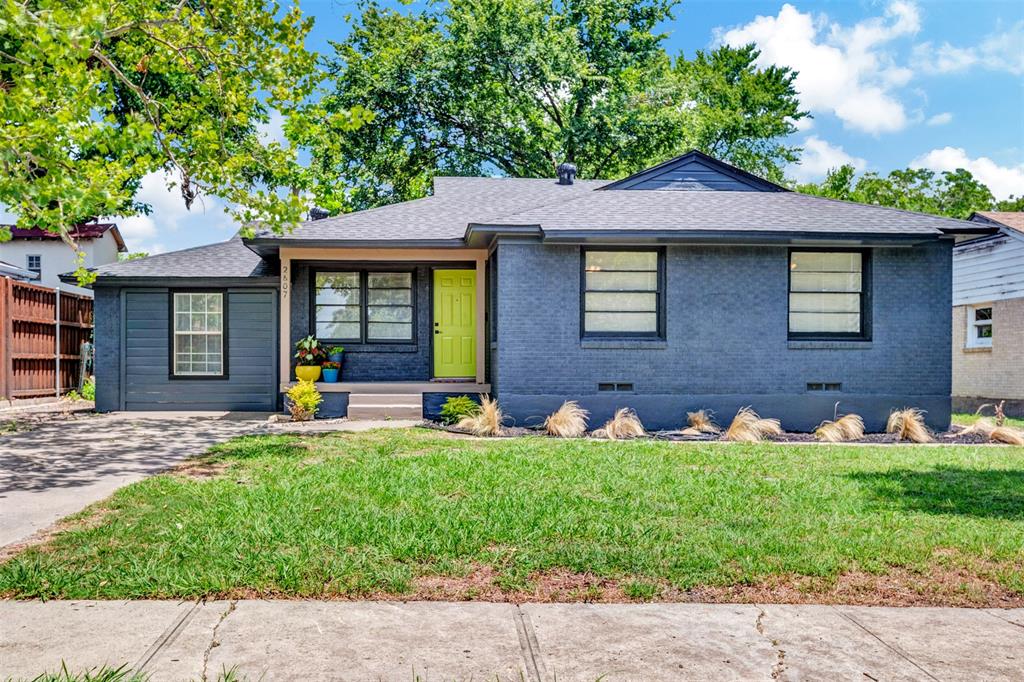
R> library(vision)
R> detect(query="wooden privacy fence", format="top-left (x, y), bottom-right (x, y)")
top-left (0, 277), bottom-right (93, 399)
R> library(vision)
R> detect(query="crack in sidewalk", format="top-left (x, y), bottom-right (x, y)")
top-left (755, 607), bottom-right (787, 680)
top-left (984, 609), bottom-right (1024, 631)
top-left (830, 607), bottom-right (940, 682)
top-left (202, 600), bottom-right (238, 682)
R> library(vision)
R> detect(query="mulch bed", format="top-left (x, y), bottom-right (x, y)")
top-left (424, 421), bottom-right (1006, 445)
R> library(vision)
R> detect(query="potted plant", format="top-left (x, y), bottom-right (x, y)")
top-left (327, 345), bottom-right (345, 364)
top-left (294, 335), bottom-right (326, 382)
top-left (321, 360), bottom-right (341, 383)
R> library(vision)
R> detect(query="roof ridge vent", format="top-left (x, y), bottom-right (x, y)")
top-left (308, 206), bottom-right (330, 221)
top-left (557, 162), bottom-right (577, 185)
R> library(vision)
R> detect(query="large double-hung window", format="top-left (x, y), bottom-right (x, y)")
top-left (788, 250), bottom-right (869, 338)
top-left (314, 271), bottom-right (415, 343)
top-left (582, 249), bottom-right (664, 337)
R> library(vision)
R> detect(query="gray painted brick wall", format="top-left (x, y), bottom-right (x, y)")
top-left (93, 287), bottom-right (121, 412)
top-left (493, 240), bottom-right (953, 431)
top-left (289, 264), bottom-right (432, 381)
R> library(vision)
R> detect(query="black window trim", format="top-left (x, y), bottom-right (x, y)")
top-left (310, 267), bottom-right (417, 345)
top-left (580, 246), bottom-right (666, 340)
top-left (167, 289), bottom-right (230, 381)
top-left (787, 247), bottom-right (872, 341)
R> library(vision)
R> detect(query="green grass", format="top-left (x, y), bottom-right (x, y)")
top-left (1, 429), bottom-right (1023, 602)
top-left (952, 412), bottom-right (1024, 429)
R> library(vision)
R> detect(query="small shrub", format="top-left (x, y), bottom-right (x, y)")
top-left (724, 407), bottom-right (782, 442)
top-left (815, 413), bottom-right (865, 443)
top-left (593, 408), bottom-right (645, 440)
top-left (456, 395), bottom-right (504, 436)
top-left (440, 395), bottom-right (481, 425)
top-left (886, 408), bottom-right (931, 443)
top-left (990, 426), bottom-right (1024, 446)
top-left (287, 380), bottom-right (322, 421)
top-left (64, 389), bottom-right (82, 402)
top-left (81, 376), bottom-right (95, 401)
top-left (543, 401), bottom-right (589, 438)
top-left (685, 409), bottom-right (720, 434)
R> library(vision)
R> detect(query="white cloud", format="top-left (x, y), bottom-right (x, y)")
top-left (788, 136), bottom-right (867, 183)
top-left (913, 21), bottom-right (1024, 75)
top-left (911, 147), bottom-right (1024, 200)
top-left (715, 1), bottom-right (920, 134)
top-left (107, 170), bottom-right (234, 254)
top-left (925, 112), bottom-right (953, 126)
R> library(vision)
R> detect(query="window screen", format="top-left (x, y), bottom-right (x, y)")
top-left (789, 251), bottom-right (865, 336)
top-left (583, 250), bottom-right (661, 336)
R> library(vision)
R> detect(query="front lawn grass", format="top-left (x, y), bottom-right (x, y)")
top-left (952, 412), bottom-right (1024, 429)
top-left (2, 429), bottom-right (1023, 605)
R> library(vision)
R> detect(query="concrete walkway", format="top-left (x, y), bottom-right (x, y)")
top-left (1, 600), bottom-right (1022, 681)
top-left (0, 411), bottom-right (269, 548)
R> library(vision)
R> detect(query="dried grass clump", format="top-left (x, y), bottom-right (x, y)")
top-left (724, 407), bottom-right (782, 442)
top-left (682, 409), bottom-right (721, 435)
top-left (456, 396), bottom-right (505, 437)
top-left (814, 413), bottom-right (865, 443)
top-left (593, 408), bottom-right (645, 440)
top-left (990, 426), bottom-right (1024, 446)
top-left (958, 417), bottom-right (996, 437)
top-left (543, 401), bottom-right (589, 438)
top-left (886, 408), bottom-right (932, 443)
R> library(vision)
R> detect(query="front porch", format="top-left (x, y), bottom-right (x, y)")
top-left (278, 247), bottom-right (493, 418)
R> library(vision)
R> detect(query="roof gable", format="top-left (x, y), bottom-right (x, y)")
top-left (599, 150), bottom-right (788, 193)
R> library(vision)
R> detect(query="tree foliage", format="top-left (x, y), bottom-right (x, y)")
top-left (0, 0), bottom-right (355, 279)
top-left (796, 165), bottom-right (1001, 219)
top-left (304, 0), bottom-right (806, 211)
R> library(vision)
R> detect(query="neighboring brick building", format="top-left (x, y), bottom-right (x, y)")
top-left (952, 212), bottom-right (1024, 417)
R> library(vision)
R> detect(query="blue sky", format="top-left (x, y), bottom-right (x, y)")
top-left (85, 0), bottom-right (1024, 253)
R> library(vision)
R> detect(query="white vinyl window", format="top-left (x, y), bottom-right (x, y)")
top-left (26, 254), bottom-right (41, 274)
top-left (173, 292), bottom-right (224, 376)
top-left (967, 305), bottom-right (993, 348)
top-left (582, 250), bottom-right (662, 336)
top-left (789, 251), bottom-right (866, 337)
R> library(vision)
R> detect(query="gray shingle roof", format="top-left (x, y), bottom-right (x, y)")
top-left (93, 236), bottom-right (272, 279)
top-left (489, 190), bottom-right (975, 236)
top-left (251, 177), bottom-right (608, 243)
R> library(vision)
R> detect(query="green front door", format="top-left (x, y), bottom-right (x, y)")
top-left (433, 269), bottom-right (476, 378)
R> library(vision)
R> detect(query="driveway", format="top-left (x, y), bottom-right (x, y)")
top-left (0, 411), bottom-right (268, 548)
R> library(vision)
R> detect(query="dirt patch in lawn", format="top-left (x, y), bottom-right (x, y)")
top-left (0, 505), bottom-right (115, 563)
top-left (171, 458), bottom-right (232, 479)
top-left (399, 562), bottom-right (1023, 607)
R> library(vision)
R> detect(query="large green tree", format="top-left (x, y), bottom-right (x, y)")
top-left (304, 0), bottom-right (806, 211)
top-left (796, 165), bottom-right (998, 220)
top-left (0, 0), bottom-right (361, 278)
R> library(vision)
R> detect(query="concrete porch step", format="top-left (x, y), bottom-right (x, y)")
top-left (347, 393), bottom-right (423, 420)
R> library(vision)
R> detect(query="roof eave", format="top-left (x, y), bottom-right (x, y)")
top-left (243, 237), bottom-right (469, 258)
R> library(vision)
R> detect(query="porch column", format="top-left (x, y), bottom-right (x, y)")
top-left (475, 255), bottom-right (486, 385)
top-left (279, 253), bottom-right (291, 386)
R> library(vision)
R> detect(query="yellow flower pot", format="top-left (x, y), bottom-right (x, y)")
top-left (295, 365), bottom-right (321, 382)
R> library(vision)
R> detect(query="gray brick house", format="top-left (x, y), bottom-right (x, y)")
top-left (87, 151), bottom-right (989, 430)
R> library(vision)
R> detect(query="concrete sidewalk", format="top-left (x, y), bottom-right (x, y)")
top-left (2, 601), bottom-right (1022, 681)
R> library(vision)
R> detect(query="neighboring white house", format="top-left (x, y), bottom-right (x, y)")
top-left (0, 222), bottom-right (126, 296)
top-left (952, 211), bottom-right (1024, 417)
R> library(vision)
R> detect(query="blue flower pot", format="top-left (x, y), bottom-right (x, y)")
top-left (328, 352), bottom-right (344, 364)
top-left (322, 368), bottom-right (340, 383)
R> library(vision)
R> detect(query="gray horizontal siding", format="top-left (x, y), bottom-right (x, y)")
top-left (123, 289), bottom-right (277, 411)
